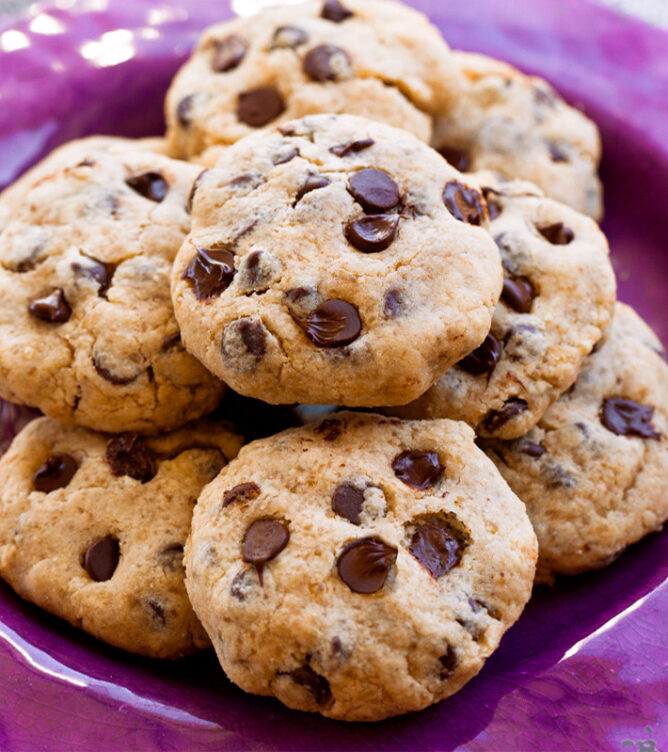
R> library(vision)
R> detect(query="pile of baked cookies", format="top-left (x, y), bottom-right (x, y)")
top-left (0, 0), bottom-right (665, 723)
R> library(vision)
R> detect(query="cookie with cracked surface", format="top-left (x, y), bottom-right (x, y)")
top-left (171, 114), bottom-right (502, 406)
top-left (480, 303), bottom-right (668, 583)
top-left (0, 415), bottom-right (243, 658)
top-left (388, 173), bottom-right (616, 438)
top-left (186, 411), bottom-right (537, 721)
top-left (164, 0), bottom-right (460, 158)
top-left (432, 52), bottom-right (603, 219)
top-left (0, 137), bottom-right (224, 433)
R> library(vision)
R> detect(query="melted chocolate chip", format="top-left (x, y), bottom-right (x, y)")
top-left (439, 646), bottom-right (458, 679)
top-left (408, 514), bottom-right (468, 578)
top-left (223, 482), bottom-right (261, 507)
top-left (336, 537), bottom-right (397, 593)
top-left (182, 246), bottom-right (235, 301)
top-left (443, 181), bottom-right (487, 225)
top-left (348, 169), bottom-right (400, 213)
top-left (294, 174), bottom-right (330, 204)
top-left (273, 147), bottom-right (298, 165)
top-left (548, 143), bottom-right (568, 162)
top-left (93, 356), bottom-right (141, 385)
top-left (105, 433), bottom-right (157, 482)
top-left (83, 537), bottom-right (119, 582)
top-left (383, 288), bottom-right (403, 318)
top-left (329, 138), bottom-right (374, 157)
top-left (314, 418), bottom-right (342, 441)
top-left (303, 44), bottom-right (351, 81)
top-left (238, 86), bottom-right (285, 127)
top-left (600, 398), bottom-right (661, 439)
top-left (291, 299), bottom-right (361, 347)
top-left (437, 146), bottom-right (471, 172)
top-left (321, 0), bottom-right (353, 21)
top-left (242, 518), bottom-right (289, 582)
top-left (177, 94), bottom-right (195, 128)
top-left (271, 25), bottom-right (309, 48)
top-left (392, 450), bottom-right (443, 490)
top-left (538, 222), bottom-right (574, 245)
top-left (502, 277), bottom-right (535, 313)
top-left (481, 187), bottom-right (502, 220)
top-left (125, 172), bottom-right (168, 202)
top-left (238, 319), bottom-right (266, 358)
top-left (187, 169), bottom-right (209, 214)
top-left (331, 483), bottom-right (365, 524)
top-left (520, 442), bottom-right (546, 458)
top-left (457, 333), bottom-right (502, 376)
top-left (72, 257), bottom-right (114, 294)
top-left (28, 289), bottom-right (71, 323)
top-left (212, 34), bottom-right (248, 72)
top-left (346, 214), bottom-right (399, 252)
top-left (33, 454), bottom-right (78, 492)
top-left (481, 398), bottom-right (528, 433)
top-left (284, 665), bottom-right (332, 705)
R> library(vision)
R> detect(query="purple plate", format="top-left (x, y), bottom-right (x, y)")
top-left (0, 1), bottom-right (667, 749)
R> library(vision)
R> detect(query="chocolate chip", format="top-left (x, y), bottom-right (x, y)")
top-left (392, 450), bottom-right (443, 490)
top-left (223, 482), bottom-right (261, 507)
top-left (238, 249), bottom-right (280, 292)
top-left (481, 398), bottom-right (528, 433)
top-left (548, 143), bottom-right (568, 162)
top-left (240, 320), bottom-right (266, 357)
top-left (105, 433), bottom-right (157, 482)
top-left (291, 299), bottom-right (361, 347)
top-left (538, 222), bottom-right (574, 245)
top-left (242, 518), bottom-right (289, 582)
top-left (271, 25), bottom-right (308, 48)
top-left (520, 442), bottom-right (546, 458)
top-left (321, 0), bottom-right (353, 21)
top-left (336, 537), bottom-right (397, 593)
top-left (33, 453), bottom-right (78, 492)
top-left (348, 169), bottom-right (400, 213)
top-left (230, 568), bottom-right (254, 601)
top-left (346, 214), bottom-right (399, 252)
top-left (182, 246), bottom-right (235, 301)
top-left (383, 288), bottom-right (403, 318)
top-left (283, 665), bottom-right (332, 705)
top-left (125, 172), bottom-right (168, 202)
top-left (83, 537), bottom-right (119, 582)
top-left (159, 543), bottom-right (184, 570)
top-left (408, 514), bottom-right (468, 578)
top-left (238, 86), bottom-right (285, 127)
top-left (534, 85), bottom-right (557, 106)
top-left (437, 146), bottom-right (471, 172)
top-left (314, 418), bottom-right (342, 440)
top-left (329, 138), bottom-right (374, 157)
top-left (93, 355), bottom-right (141, 385)
top-left (457, 333), bottom-right (501, 376)
top-left (285, 286), bottom-right (312, 304)
top-left (600, 398), bottom-right (661, 439)
top-left (72, 256), bottom-right (114, 294)
top-left (28, 289), bottom-right (71, 323)
top-left (502, 277), bottom-right (535, 314)
top-left (177, 94), bottom-right (195, 128)
top-left (542, 461), bottom-right (576, 489)
top-left (439, 646), bottom-right (458, 679)
top-left (294, 174), bottom-right (330, 205)
top-left (211, 34), bottom-right (248, 72)
top-left (186, 169), bottom-right (209, 214)
top-left (273, 146), bottom-right (298, 165)
top-left (481, 187), bottom-right (502, 220)
top-left (303, 45), bottom-right (351, 82)
top-left (332, 483), bottom-right (365, 524)
top-left (443, 181), bottom-right (487, 225)
top-left (146, 598), bottom-right (167, 626)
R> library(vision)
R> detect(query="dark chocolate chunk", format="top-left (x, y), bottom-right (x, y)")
top-left (242, 518), bottom-right (289, 582)
top-left (186, 169), bottom-right (209, 214)
top-left (331, 483), bottom-right (365, 525)
top-left (442, 180), bottom-right (487, 225)
top-left (28, 288), bottom-right (71, 323)
top-left (93, 356), bottom-right (141, 385)
top-left (548, 143), bottom-right (568, 162)
top-left (346, 214), bottom-right (399, 252)
top-left (223, 482), bottom-right (261, 507)
top-left (125, 172), bottom-right (168, 202)
top-left (408, 514), bottom-right (468, 578)
top-left (439, 646), bottom-right (458, 679)
top-left (182, 246), bottom-right (235, 301)
top-left (211, 34), bottom-right (248, 72)
top-left (392, 450), bottom-right (443, 490)
top-left (83, 536), bottom-right (119, 582)
top-left (294, 174), bottom-right (330, 204)
top-left (329, 138), bottom-right (374, 157)
top-left (273, 146), bottom-right (298, 165)
top-left (336, 537), bottom-right (397, 593)
top-left (177, 94), bottom-right (195, 128)
top-left (105, 433), bottom-right (157, 482)
top-left (283, 665), bottom-right (332, 705)
top-left (437, 146), bottom-right (471, 172)
top-left (271, 25), bottom-right (309, 48)
top-left (33, 453), bottom-right (78, 492)
top-left (238, 86), bottom-right (285, 127)
top-left (481, 398), bottom-right (528, 433)
top-left (481, 187), bottom-right (502, 220)
top-left (600, 398), bottom-right (661, 439)
top-left (383, 288), bottom-right (403, 318)
top-left (348, 169), bottom-right (400, 213)
top-left (303, 44), bottom-right (351, 81)
top-left (291, 299), bottom-right (361, 347)
top-left (502, 277), bottom-right (535, 314)
top-left (314, 418), bottom-right (342, 441)
top-left (538, 222), bottom-right (574, 245)
top-left (519, 442), bottom-right (546, 458)
top-left (321, 0), bottom-right (353, 22)
top-left (457, 333), bottom-right (501, 376)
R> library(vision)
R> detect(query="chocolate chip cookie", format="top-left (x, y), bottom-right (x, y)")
top-left (389, 173), bottom-right (616, 438)
top-left (0, 415), bottom-right (243, 658)
top-left (481, 303), bottom-right (668, 583)
top-left (432, 52), bottom-right (603, 219)
top-left (171, 114), bottom-right (502, 406)
top-left (0, 137), bottom-right (225, 433)
top-left (165, 0), bottom-right (460, 158)
top-left (186, 411), bottom-right (537, 720)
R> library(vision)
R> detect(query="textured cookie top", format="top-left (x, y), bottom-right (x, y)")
top-left (172, 114), bottom-right (502, 406)
top-left (0, 416), bottom-right (243, 658)
top-left (186, 412), bottom-right (537, 721)
top-left (482, 303), bottom-right (668, 582)
top-left (165, 0), bottom-right (459, 157)
top-left (432, 52), bottom-right (603, 219)
top-left (391, 172), bottom-right (616, 438)
top-left (0, 137), bottom-right (224, 433)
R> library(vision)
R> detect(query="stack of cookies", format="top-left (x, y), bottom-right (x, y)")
top-left (0, 0), bottom-right (665, 723)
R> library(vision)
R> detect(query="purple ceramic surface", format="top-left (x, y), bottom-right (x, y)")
top-left (0, 0), bottom-right (666, 750)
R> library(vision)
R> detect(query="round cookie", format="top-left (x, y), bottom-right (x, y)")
top-left (480, 303), bottom-right (668, 583)
top-left (0, 137), bottom-right (225, 433)
top-left (432, 52), bottom-right (603, 219)
top-left (171, 114), bottom-right (502, 406)
top-left (186, 411), bottom-right (537, 721)
top-left (0, 415), bottom-right (243, 658)
top-left (389, 173), bottom-right (616, 439)
top-left (165, 0), bottom-right (460, 157)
